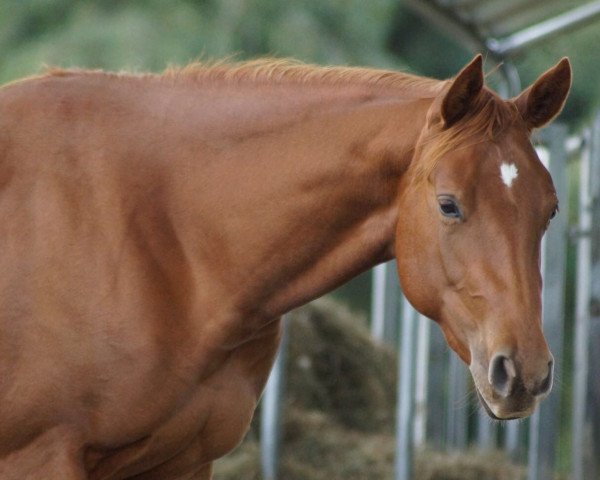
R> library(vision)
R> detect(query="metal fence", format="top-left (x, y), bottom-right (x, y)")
top-left (259, 116), bottom-right (600, 480)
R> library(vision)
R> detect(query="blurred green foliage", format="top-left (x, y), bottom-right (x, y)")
top-left (0, 0), bottom-right (404, 80)
top-left (1, 0), bottom-right (598, 124)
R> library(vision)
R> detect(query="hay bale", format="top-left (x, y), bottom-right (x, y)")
top-left (415, 450), bottom-right (525, 480)
top-left (279, 407), bottom-right (395, 479)
top-left (214, 298), bottom-right (529, 480)
top-left (284, 298), bottom-right (397, 432)
top-left (214, 407), bottom-right (395, 480)
top-left (211, 440), bottom-right (261, 480)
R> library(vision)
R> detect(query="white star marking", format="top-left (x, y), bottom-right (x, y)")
top-left (500, 163), bottom-right (518, 188)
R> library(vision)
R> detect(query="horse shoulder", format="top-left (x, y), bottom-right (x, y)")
top-left (0, 425), bottom-right (87, 480)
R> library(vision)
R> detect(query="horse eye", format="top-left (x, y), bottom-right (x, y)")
top-left (438, 196), bottom-right (462, 219)
top-left (549, 205), bottom-right (559, 220)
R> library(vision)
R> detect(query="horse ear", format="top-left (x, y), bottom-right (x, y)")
top-left (512, 58), bottom-right (572, 131)
top-left (441, 54), bottom-right (484, 128)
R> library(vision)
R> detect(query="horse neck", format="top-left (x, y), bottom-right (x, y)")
top-left (170, 83), bottom-right (432, 318)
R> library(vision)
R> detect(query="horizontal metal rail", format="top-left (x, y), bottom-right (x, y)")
top-left (486, 0), bottom-right (600, 56)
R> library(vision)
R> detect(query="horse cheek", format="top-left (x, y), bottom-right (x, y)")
top-left (394, 220), bottom-right (443, 321)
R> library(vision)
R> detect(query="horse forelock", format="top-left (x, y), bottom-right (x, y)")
top-left (413, 89), bottom-right (521, 181)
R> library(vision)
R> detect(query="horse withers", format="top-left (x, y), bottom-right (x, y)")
top-left (0, 55), bottom-right (570, 478)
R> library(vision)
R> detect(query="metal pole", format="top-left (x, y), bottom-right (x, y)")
top-left (395, 296), bottom-right (419, 480)
top-left (486, 1), bottom-right (600, 57)
top-left (477, 413), bottom-right (495, 451)
top-left (572, 130), bottom-right (593, 480)
top-left (371, 263), bottom-right (387, 341)
top-left (426, 323), bottom-right (448, 449)
top-left (414, 314), bottom-right (431, 447)
top-left (587, 111), bottom-right (600, 479)
top-left (446, 352), bottom-right (468, 450)
top-left (504, 421), bottom-right (522, 461)
top-left (260, 317), bottom-right (289, 480)
top-left (371, 261), bottom-right (400, 345)
top-left (528, 128), bottom-right (569, 480)
top-left (497, 61), bottom-right (521, 98)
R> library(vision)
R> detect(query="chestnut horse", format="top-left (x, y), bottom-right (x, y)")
top-left (0, 55), bottom-right (570, 479)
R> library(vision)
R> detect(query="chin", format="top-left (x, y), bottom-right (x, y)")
top-left (475, 390), bottom-right (536, 421)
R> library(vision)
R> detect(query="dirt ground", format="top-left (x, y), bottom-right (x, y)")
top-left (213, 298), bottom-right (525, 480)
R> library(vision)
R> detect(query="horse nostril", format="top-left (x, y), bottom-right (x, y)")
top-left (488, 354), bottom-right (517, 398)
top-left (534, 359), bottom-right (554, 396)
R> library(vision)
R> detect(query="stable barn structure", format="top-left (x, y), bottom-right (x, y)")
top-left (260, 2), bottom-right (600, 479)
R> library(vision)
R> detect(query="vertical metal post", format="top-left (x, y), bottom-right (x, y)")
top-left (572, 129), bottom-right (593, 480)
top-left (586, 111), bottom-right (600, 480)
top-left (528, 127), bottom-right (568, 480)
top-left (446, 353), bottom-right (468, 450)
top-left (426, 323), bottom-right (448, 448)
top-left (371, 263), bottom-right (387, 340)
top-left (371, 261), bottom-right (400, 344)
top-left (504, 421), bottom-right (523, 462)
top-left (496, 61), bottom-right (522, 99)
top-left (477, 413), bottom-right (495, 451)
top-left (260, 317), bottom-right (289, 480)
top-left (414, 314), bottom-right (431, 447)
top-left (395, 296), bottom-right (419, 480)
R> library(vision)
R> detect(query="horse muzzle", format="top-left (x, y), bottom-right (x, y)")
top-left (471, 351), bottom-right (554, 420)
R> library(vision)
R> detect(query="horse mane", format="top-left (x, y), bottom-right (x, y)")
top-left (45, 58), bottom-right (446, 98)
top-left (46, 58), bottom-right (446, 98)
top-left (161, 58), bottom-right (446, 94)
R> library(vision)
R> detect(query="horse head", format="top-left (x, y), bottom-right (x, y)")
top-left (396, 55), bottom-right (571, 419)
